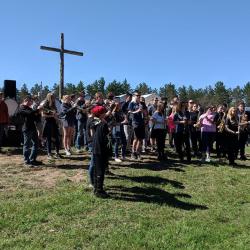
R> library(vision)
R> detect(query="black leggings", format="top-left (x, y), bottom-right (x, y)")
top-left (174, 132), bottom-right (191, 161)
top-left (154, 129), bottom-right (167, 155)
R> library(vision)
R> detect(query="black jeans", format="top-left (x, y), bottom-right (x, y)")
top-left (0, 124), bottom-right (6, 147)
top-left (227, 133), bottom-right (239, 164)
top-left (154, 129), bottom-right (167, 156)
top-left (190, 130), bottom-right (201, 155)
top-left (44, 121), bottom-right (60, 154)
top-left (93, 154), bottom-right (108, 192)
top-left (216, 132), bottom-right (227, 157)
top-left (175, 132), bottom-right (191, 161)
top-left (238, 132), bottom-right (248, 158)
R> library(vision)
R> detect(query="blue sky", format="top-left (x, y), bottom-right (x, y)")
top-left (0, 0), bottom-right (250, 90)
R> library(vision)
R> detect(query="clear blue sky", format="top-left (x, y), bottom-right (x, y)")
top-left (1, 0), bottom-right (250, 90)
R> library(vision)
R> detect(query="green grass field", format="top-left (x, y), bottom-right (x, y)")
top-left (0, 147), bottom-right (249, 249)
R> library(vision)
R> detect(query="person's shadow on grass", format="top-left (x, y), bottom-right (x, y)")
top-left (108, 185), bottom-right (208, 211)
top-left (107, 174), bottom-right (185, 189)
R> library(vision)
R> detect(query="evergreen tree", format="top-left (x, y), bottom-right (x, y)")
top-left (231, 86), bottom-right (244, 106)
top-left (19, 83), bottom-right (30, 101)
top-left (52, 83), bottom-right (59, 97)
top-left (30, 83), bottom-right (43, 96)
top-left (76, 81), bottom-right (85, 93)
top-left (120, 78), bottom-right (132, 94)
top-left (86, 77), bottom-right (106, 97)
top-left (178, 85), bottom-right (188, 101)
top-left (106, 80), bottom-right (123, 95)
top-left (64, 83), bottom-right (77, 95)
top-left (243, 82), bottom-right (250, 106)
top-left (135, 82), bottom-right (152, 94)
top-left (159, 83), bottom-right (177, 101)
top-left (214, 81), bottom-right (231, 105)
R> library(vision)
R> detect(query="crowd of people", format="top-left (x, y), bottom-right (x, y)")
top-left (0, 90), bottom-right (249, 198)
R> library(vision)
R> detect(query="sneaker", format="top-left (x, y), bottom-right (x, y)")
top-left (122, 156), bottom-right (126, 161)
top-left (75, 148), bottom-right (82, 153)
top-left (30, 160), bottom-right (42, 166)
top-left (137, 154), bottom-right (142, 160)
top-left (24, 161), bottom-right (31, 167)
top-left (205, 157), bottom-right (211, 163)
top-left (65, 150), bottom-right (71, 156)
top-left (54, 153), bottom-right (63, 159)
top-left (94, 190), bottom-right (110, 198)
top-left (114, 158), bottom-right (122, 163)
top-left (47, 154), bottom-right (54, 160)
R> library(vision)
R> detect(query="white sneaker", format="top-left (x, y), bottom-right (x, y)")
top-left (205, 156), bottom-right (211, 162)
top-left (65, 149), bottom-right (71, 156)
top-left (115, 158), bottom-right (122, 163)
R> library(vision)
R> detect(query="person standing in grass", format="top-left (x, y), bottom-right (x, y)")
top-left (150, 103), bottom-right (167, 161)
top-left (128, 91), bottom-right (145, 160)
top-left (225, 107), bottom-right (239, 166)
top-left (0, 92), bottom-right (9, 151)
top-left (60, 95), bottom-right (77, 156)
top-left (91, 105), bottom-right (110, 198)
top-left (112, 101), bottom-right (127, 162)
top-left (18, 95), bottom-right (41, 166)
top-left (174, 101), bottom-right (191, 162)
top-left (199, 106), bottom-right (216, 163)
top-left (41, 93), bottom-right (61, 159)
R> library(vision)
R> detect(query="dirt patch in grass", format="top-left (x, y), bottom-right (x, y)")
top-left (0, 148), bottom-right (90, 192)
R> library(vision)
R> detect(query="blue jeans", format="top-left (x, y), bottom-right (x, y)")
top-left (75, 121), bottom-right (87, 149)
top-left (23, 130), bottom-right (38, 163)
top-left (114, 136), bottom-right (127, 158)
top-left (88, 144), bottom-right (94, 185)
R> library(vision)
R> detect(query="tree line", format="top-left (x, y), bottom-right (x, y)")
top-left (2, 77), bottom-right (250, 106)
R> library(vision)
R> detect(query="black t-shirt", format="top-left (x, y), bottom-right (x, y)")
top-left (121, 101), bottom-right (130, 115)
top-left (189, 111), bottom-right (198, 132)
top-left (18, 105), bottom-right (40, 132)
top-left (225, 117), bottom-right (238, 133)
top-left (76, 100), bottom-right (87, 123)
top-left (174, 111), bottom-right (190, 133)
top-left (86, 116), bottom-right (94, 144)
top-left (92, 121), bottom-right (109, 155)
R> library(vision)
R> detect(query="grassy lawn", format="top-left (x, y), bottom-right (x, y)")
top-left (0, 147), bottom-right (249, 249)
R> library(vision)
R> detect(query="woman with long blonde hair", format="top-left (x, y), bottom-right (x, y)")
top-left (41, 93), bottom-right (61, 159)
top-left (225, 107), bottom-right (239, 165)
top-left (60, 95), bottom-right (77, 156)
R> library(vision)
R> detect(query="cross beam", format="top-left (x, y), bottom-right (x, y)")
top-left (40, 33), bottom-right (84, 99)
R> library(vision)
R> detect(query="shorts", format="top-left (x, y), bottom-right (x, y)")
top-left (133, 125), bottom-right (145, 140)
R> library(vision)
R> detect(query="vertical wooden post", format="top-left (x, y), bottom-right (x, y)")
top-left (60, 33), bottom-right (64, 100)
top-left (40, 33), bottom-right (83, 100)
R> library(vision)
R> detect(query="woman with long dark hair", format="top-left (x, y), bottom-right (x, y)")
top-left (174, 101), bottom-right (191, 162)
top-left (150, 103), bottom-right (167, 160)
top-left (199, 106), bottom-right (216, 163)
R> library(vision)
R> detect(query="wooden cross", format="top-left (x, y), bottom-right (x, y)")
top-left (40, 33), bottom-right (83, 99)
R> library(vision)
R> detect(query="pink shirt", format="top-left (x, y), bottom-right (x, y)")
top-left (199, 113), bottom-right (216, 132)
top-left (168, 113), bottom-right (176, 133)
